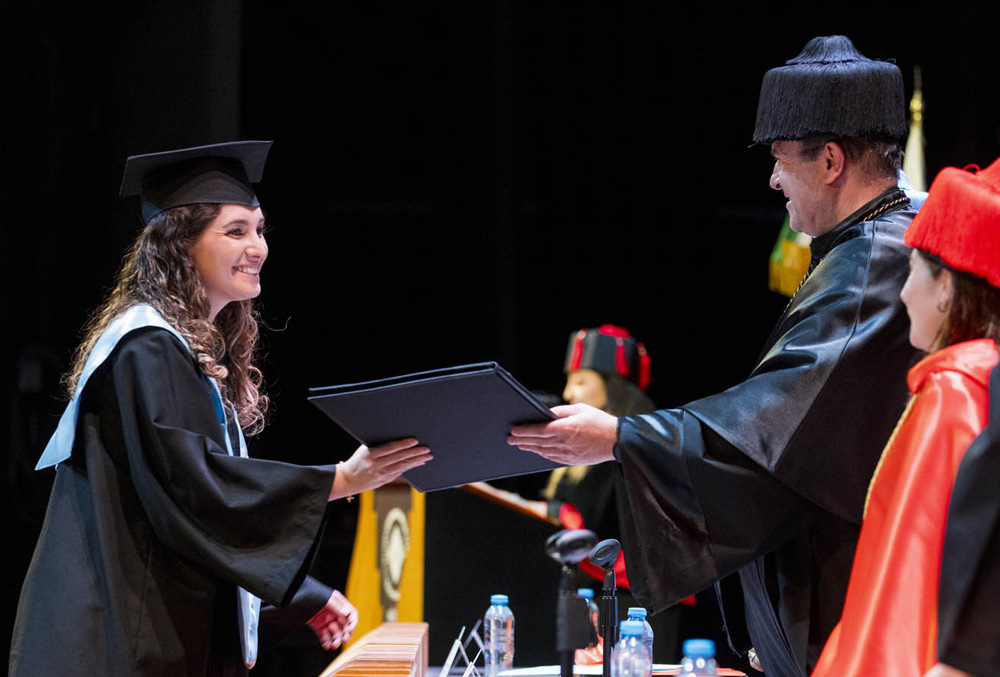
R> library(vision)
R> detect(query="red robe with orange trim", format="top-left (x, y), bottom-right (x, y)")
top-left (811, 338), bottom-right (999, 677)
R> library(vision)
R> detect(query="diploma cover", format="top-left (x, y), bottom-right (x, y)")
top-left (308, 362), bottom-right (562, 491)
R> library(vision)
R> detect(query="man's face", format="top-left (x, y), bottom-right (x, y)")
top-left (769, 140), bottom-right (831, 237)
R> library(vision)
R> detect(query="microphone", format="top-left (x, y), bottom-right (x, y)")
top-left (545, 528), bottom-right (598, 566)
top-left (589, 538), bottom-right (622, 677)
top-left (545, 530), bottom-right (598, 677)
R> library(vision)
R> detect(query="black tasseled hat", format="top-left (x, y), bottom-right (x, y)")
top-left (753, 35), bottom-right (906, 144)
top-left (564, 324), bottom-right (651, 392)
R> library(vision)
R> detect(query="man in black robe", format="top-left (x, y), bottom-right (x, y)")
top-left (934, 364), bottom-right (1000, 676)
top-left (510, 35), bottom-right (923, 676)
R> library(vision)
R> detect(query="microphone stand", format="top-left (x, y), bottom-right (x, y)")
top-left (545, 530), bottom-right (598, 677)
top-left (588, 539), bottom-right (621, 677)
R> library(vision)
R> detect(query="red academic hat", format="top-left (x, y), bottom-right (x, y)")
top-left (904, 156), bottom-right (1000, 287)
top-left (564, 324), bottom-right (651, 392)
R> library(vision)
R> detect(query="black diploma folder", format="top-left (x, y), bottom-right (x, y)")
top-left (308, 362), bottom-right (563, 492)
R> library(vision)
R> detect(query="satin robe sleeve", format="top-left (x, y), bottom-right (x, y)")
top-left (612, 212), bottom-right (917, 615)
top-left (614, 408), bottom-right (816, 612)
top-left (111, 328), bottom-right (338, 607)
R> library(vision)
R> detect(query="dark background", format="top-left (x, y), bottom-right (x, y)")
top-left (3, 1), bottom-right (1000, 674)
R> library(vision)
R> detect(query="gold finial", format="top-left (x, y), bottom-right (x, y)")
top-left (910, 66), bottom-right (923, 123)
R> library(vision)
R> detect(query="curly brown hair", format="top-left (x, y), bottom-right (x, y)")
top-left (64, 204), bottom-right (269, 434)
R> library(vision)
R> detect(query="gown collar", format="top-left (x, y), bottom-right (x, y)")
top-left (907, 339), bottom-right (1000, 394)
top-left (811, 186), bottom-right (910, 262)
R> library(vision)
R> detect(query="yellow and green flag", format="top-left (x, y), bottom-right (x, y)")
top-left (768, 215), bottom-right (812, 298)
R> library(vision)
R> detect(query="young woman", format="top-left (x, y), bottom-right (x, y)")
top-left (9, 141), bottom-right (432, 677)
top-left (811, 156), bottom-right (1000, 677)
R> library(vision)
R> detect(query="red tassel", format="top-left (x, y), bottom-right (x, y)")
top-left (568, 329), bottom-right (586, 372)
top-left (614, 337), bottom-right (629, 379)
top-left (637, 344), bottom-right (651, 392)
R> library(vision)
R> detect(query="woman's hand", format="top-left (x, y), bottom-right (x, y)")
top-left (307, 590), bottom-right (359, 651)
top-left (331, 438), bottom-right (432, 500)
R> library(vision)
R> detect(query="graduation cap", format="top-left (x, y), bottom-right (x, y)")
top-left (119, 140), bottom-right (273, 224)
top-left (753, 35), bottom-right (906, 144)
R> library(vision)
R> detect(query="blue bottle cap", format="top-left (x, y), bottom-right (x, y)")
top-left (682, 639), bottom-right (715, 658)
top-left (490, 594), bottom-right (509, 606)
top-left (577, 588), bottom-right (594, 599)
top-left (627, 606), bottom-right (647, 619)
top-left (620, 620), bottom-right (644, 636)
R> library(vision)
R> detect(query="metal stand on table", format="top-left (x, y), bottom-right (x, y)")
top-left (545, 530), bottom-right (599, 677)
top-left (587, 539), bottom-right (621, 677)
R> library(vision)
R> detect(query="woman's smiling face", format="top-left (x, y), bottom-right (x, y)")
top-left (188, 204), bottom-right (268, 321)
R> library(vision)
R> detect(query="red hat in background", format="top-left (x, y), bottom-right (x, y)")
top-left (564, 324), bottom-right (651, 392)
top-left (905, 156), bottom-right (1000, 287)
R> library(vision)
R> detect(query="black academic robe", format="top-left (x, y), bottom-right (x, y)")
top-left (549, 462), bottom-right (621, 543)
top-left (937, 364), bottom-right (1000, 676)
top-left (614, 188), bottom-right (921, 677)
top-left (9, 327), bottom-right (338, 677)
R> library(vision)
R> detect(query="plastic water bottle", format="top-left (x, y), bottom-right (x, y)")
top-left (484, 594), bottom-right (515, 676)
top-left (626, 606), bottom-right (654, 660)
top-left (578, 588), bottom-right (600, 636)
top-left (678, 638), bottom-right (717, 676)
top-left (611, 620), bottom-right (652, 677)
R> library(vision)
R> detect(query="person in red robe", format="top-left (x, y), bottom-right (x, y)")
top-left (811, 156), bottom-right (1000, 677)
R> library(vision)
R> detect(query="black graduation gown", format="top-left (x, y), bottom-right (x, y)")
top-left (9, 327), bottom-right (338, 677)
top-left (613, 188), bottom-right (921, 677)
top-left (937, 363), bottom-right (1000, 676)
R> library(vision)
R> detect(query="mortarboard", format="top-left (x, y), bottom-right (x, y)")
top-left (119, 140), bottom-right (272, 224)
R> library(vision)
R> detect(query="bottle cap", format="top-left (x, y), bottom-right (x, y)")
top-left (490, 594), bottom-right (509, 606)
top-left (627, 606), bottom-right (647, 619)
top-left (682, 639), bottom-right (716, 658)
top-left (620, 620), bottom-right (644, 637)
top-left (577, 588), bottom-right (594, 599)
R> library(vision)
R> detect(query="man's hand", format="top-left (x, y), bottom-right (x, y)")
top-left (307, 590), bottom-right (359, 651)
top-left (508, 404), bottom-right (618, 465)
top-left (331, 438), bottom-right (432, 500)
